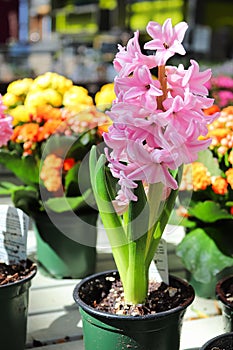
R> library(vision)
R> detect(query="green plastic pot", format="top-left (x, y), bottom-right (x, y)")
top-left (200, 332), bottom-right (233, 349)
top-left (73, 270), bottom-right (195, 350)
top-left (216, 275), bottom-right (233, 332)
top-left (0, 260), bottom-right (37, 350)
top-left (33, 210), bottom-right (98, 279)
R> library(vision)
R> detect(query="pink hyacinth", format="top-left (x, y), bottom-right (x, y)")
top-left (103, 18), bottom-right (218, 208)
top-left (0, 95), bottom-right (13, 147)
top-left (144, 18), bottom-right (188, 65)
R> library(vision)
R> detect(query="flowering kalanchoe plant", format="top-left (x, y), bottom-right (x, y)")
top-left (176, 105), bottom-right (233, 287)
top-left (90, 18), bottom-right (218, 305)
top-left (0, 72), bottom-right (110, 217)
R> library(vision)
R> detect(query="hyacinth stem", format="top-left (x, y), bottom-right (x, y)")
top-left (157, 65), bottom-right (167, 110)
top-left (124, 239), bottom-right (148, 304)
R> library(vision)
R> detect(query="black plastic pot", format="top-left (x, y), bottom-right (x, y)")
top-left (187, 265), bottom-right (233, 299)
top-left (33, 210), bottom-right (98, 278)
top-left (200, 332), bottom-right (233, 349)
top-left (0, 260), bottom-right (37, 350)
top-left (73, 270), bottom-right (195, 350)
top-left (216, 274), bottom-right (233, 332)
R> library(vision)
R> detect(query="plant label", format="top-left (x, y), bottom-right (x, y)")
top-left (0, 205), bottom-right (28, 265)
top-left (149, 238), bottom-right (169, 284)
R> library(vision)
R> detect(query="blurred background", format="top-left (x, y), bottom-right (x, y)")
top-left (0, 0), bottom-right (232, 95)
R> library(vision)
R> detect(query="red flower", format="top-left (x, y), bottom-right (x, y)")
top-left (63, 158), bottom-right (76, 171)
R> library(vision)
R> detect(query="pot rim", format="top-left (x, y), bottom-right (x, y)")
top-left (216, 274), bottom-right (233, 307)
top-left (0, 259), bottom-right (37, 290)
top-left (73, 269), bottom-right (195, 321)
top-left (200, 331), bottom-right (233, 349)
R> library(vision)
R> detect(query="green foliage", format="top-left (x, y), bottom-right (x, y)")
top-left (0, 129), bottom-right (99, 216)
top-left (197, 149), bottom-right (222, 176)
top-left (0, 149), bottom-right (39, 186)
top-left (189, 201), bottom-right (232, 223)
top-left (177, 228), bottom-right (233, 283)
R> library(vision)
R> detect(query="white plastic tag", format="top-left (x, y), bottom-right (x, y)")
top-left (0, 205), bottom-right (29, 265)
top-left (149, 238), bottom-right (169, 284)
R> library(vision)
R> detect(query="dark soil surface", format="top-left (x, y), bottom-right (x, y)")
top-left (205, 341), bottom-right (232, 350)
top-left (225, 283), bottom-right (233, 305)
top-left (0, 260), bottom-right (36, 285)
top-left (79, 272), bottom-right (194, 316)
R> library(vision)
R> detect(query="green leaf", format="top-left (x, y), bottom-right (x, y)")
top-left (0, 150), bottom-right (39, 186)
top-left (89, 146), bottom-right (129, 284)
top-left (89, 146), bottom-right (127, 247)
top-left (43, 189), bottom-right (92, 213)
top-left (176, 228), bottom-right (233, 283)
top-left (197, 149), bottom-right (222, 176)
top-left (11, 187), bottom-right (41, 216)
top-left (189, 201), bottom-right (233, 222)
top-left (0, 181), bottom-right (20, 195)
top-left (127, 181), bottom-right (149, 242)
top-left (65, 162), bottom-right (81, 196)
top-left (41, 131), bottom-right (99, 161)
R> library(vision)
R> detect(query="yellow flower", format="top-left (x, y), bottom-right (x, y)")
top-left (2, 92), bottom-right (22, 108)
top-left (9, 105), bottom-right (35, 125)
top-left (24, 90), bottom-right (48, 108)
top-left (95, 83), bottom-right (116, 111)
top-left (63, 86), bottom-right (93, 112)
top-left (43, 88), bottom-right (63, 107)
top-left (7, 78), bottom-right (33, 96)
top-left (31, 72), bottom-right (73, 95)
top-left (31, 72), bottom-right (53, 90)
top-left (50, 74), bottom-right (73, 95)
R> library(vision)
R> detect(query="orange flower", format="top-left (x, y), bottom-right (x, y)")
top-left (35, 105), bottom-right (63, 122)
top-left (225, 168), bottom-right (233, 189)
top-left (203, 104), bottom-right (220, 115)
top-left (11, 125), bottom-right (23, 142)
top-left (11, 123), bottom-right (39, 143)
top-left (206, 105), bottom-right (233, 154)
top-left (211, 176), bottom-right (228, 195)
top-left (42, 154), bottom-right (63, 169)
top-left (42, 170), bottom-right (63, 192)
top-left (40, 154), bottom-right (63, 193)
top-left (228, 150), bottom-right (233, 165)
top-left (37, 120), bottom-right (63, 141)
top-left (222, 106), bottom-right (233, 115)
top-left (63, 158), bottom-right (76, 171)
top-left (209, 127), bottom-right (229, 139)
top-left (191, 162), bottom-right (211, 191)
top-left (230, 207), bottom-right (233, 215)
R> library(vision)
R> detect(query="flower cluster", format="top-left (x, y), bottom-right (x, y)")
top-left (94, 83), bottom-right (116, 111)
top-left (104, 18), bottom-right (218, 210)
top-left (0, 72), bottom-right (110, 216)
top-left (179, 105), bottom-right (233, 214)
top-left (206, 75), bottom-right (233, 108)
top-left (176, 106), bottom-right (233, 291)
